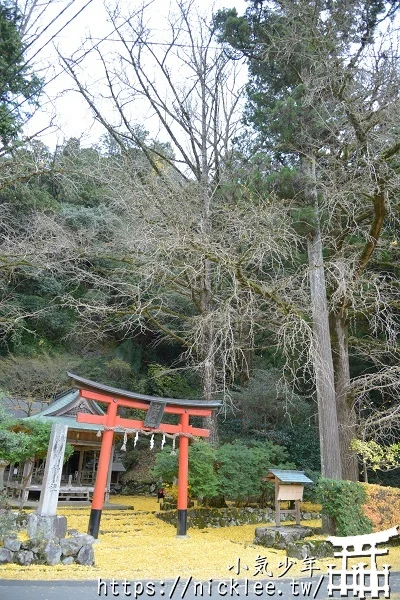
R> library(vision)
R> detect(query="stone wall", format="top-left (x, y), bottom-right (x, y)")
top-left (121, 482), bottom-right (157, 496)
top-left (0, 511), bottom-right (96, 567)
top-left (156, 507), bottom-right (321, 529)
top-left (0, 530), bottom-right (96, 566)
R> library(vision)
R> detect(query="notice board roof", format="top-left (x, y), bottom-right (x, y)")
top-left (266, 469), bottom-right (313, 484)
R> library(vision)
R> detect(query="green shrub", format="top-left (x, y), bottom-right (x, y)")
top-left (301, 470), bottom-right (321, 503)
top-left (0, 509), bottom-right (18, 542)
top-left (152, 438), bottom-right (293, 505)
top-left (152, 441), bottom-right (218, 499)
top-left (152, 448), bottom-right (178, 485)
top-left (317, 478), bottom-right (373, 536)
top-left (188, 441), bottom-right (219, 499)
top-left (0, 491), bottom-right (20, 542)
top-left (0, 405), bottom-right (73, 465)
top-left (217, 440), bottom-right (293, 504)
top-left (217, 441), bottom-right (259, 503)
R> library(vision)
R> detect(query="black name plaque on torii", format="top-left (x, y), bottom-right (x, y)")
top-left (144, 401), bottom-right (165, 428)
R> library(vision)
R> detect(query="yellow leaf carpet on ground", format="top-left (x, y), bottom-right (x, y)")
top-left (1, 496), bottom-right (399, 581)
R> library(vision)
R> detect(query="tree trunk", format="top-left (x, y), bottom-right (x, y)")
top-left (200, 258), bottom-right (219, 445)
top-left (201, 306), bottom-right (218, 445)
top-left (305, 156), bottom-right (342, 480)
top-left (331, 312), bottom-right (359, 481)
top-left (204, 413), bottom-right (219, 446)
top-left (238, 316), bottom-right (253, 386)
top-left (199, 66), bottom-right (219, 445)
top-left (19, 458), bottom-right (34, 510)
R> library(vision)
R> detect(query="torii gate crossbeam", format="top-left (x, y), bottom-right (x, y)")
top-left (67, 373), bottom-right (221, 538)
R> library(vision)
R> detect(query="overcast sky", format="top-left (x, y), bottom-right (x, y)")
top-left (22, 0), bottom-right (248, 150)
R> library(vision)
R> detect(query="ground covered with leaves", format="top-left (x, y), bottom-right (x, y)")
top-left (1, 496), bottom-right (399, 581)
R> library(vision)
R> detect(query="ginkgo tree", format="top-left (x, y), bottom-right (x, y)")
top-left (56, 0), bottom-right (298, 444)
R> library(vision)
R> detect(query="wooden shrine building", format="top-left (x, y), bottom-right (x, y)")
top-left (5, 389), bottom-right (125, 503)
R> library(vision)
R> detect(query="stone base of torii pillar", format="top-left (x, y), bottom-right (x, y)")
top-left (27, 513), bottom-right (67, 540)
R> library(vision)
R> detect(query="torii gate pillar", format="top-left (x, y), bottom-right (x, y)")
top-left (177, 412), bottom-right (189, 536)
top-left (88, 399), bottom-right (118, 538)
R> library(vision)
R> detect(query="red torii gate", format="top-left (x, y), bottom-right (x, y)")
top-left (68, 373), bottom-right (221, 538)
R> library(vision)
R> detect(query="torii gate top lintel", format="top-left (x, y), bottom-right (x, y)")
top-left (67, 372), bottom-right (221, 413)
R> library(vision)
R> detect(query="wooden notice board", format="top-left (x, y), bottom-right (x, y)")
top-left (277, 484), bottom-right (304, 501)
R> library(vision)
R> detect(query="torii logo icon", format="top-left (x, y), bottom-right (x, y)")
top-left (327, 526), bottom-right (398, 598)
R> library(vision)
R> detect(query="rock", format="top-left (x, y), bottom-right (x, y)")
top-left (27, 514), bottom-right (67, 540)
top-left (4, 536), bottom-right (21, 552)
top-left (163, 502), bottom-right (177, 510)
top-left (310, 512), bottom-right (321, 519)
top-left (254, 526), bottom-right (314, 550)
top-left (287, 540), bottom-right (333, 559)
top-left (15, 550), bottom-right (34, 566)
top-left (0, 528), bottom-right (97, 568)
top-left (26, 514), bottom-right (39, 538)
top-left (302, 512), bottom-right (312, 520)
top-left (24, 537), bottom-right (47, 554)
top-left (60, 534), bottom-right (95, 557)
top-left (0, 548), bottom-right (13, 564)
top-left (254, 528), bottom-right (277, 548)
top-left (60, 537), bottom-right (83, 557)
top-left (77, 533), bottom-right (95, 545)
top-left (76, 544), bottom-right (95, 566)
top-left (67, 529), bottom-right (79, 537)
top-left (43, 540), bottom-right (62, 566)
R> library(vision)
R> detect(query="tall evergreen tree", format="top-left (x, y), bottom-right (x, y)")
top-left (216, 0), bottom-right (400, 480)
top-left (0, 0), bottom-right (41, 147)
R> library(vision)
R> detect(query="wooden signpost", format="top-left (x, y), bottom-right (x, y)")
top-left (68, 372), bottom-right (221, 539)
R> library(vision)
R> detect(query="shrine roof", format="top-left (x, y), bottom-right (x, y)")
top-left (112, 461), bottom-right (126, 472)
top-left (266, 469), bottom-right (313, 484)
top-left (28, 415), bottom-right (106, 431)
top-left (23, 389), bottom-right (108, 432)
top-left (67, 372), bottom-right (222, 409)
